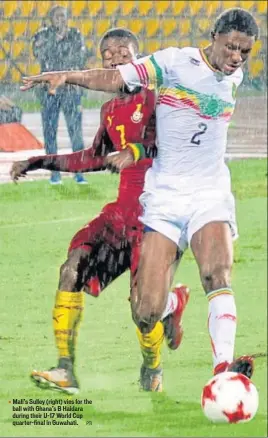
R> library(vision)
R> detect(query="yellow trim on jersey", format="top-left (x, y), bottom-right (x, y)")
top-left (199, 48), bottom-right (218, 72)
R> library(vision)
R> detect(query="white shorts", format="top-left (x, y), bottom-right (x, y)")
top-left (139, 189), bottom-right (238, 251)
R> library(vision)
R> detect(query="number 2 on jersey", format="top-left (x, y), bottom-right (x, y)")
top-left (190, 123), bottom-right (207, 146)
top-left (116, 124), bottom-right (127, 148)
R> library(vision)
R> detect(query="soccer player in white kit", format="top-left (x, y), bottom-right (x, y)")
top-left (20, 8), bottom-right (259, 391)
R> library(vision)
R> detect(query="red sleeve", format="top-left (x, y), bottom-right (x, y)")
top-left (28, 104), bottom-right (115, 173)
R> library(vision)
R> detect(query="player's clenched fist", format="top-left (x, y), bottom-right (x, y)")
top-left (10, 160), bottom-right (30, 182)
top-left (106, 149), bottom-right (135, 173)
top-left (20, 72), bottom-right (68, 95)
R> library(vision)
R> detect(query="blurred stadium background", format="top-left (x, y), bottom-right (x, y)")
top-left (0, 1), bottom-right (266, 181)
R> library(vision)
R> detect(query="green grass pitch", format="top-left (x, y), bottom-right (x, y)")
top-left (0, 159), bottom-right (267, 437)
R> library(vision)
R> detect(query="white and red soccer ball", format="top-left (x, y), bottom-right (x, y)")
top-left (201, 372), bottom-right (259, 423)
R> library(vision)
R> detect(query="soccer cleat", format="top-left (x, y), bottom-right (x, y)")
top-left (163, 283), bottom-right (190, 350)
top-left (214, 355), bottom-right (254, 379)
top-left (74, 173), bottom-right (88, 184)
top-left (139, 365), bottom-right (163, 392)
top-left (30, 367), bottom-right (79, 394)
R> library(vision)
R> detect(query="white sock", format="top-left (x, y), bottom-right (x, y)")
top-left (207, 290), bottom-right (237, 369)
top-left (161, 292), bottom-right (178, 320)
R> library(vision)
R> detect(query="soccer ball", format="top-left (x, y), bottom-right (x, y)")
top-left (201, 372), bottom-right (259, 423)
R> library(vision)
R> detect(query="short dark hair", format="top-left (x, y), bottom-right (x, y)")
top-left (213, 8), bottom-right (259, 39)
top-left (48, 5), bottom-right (67, 20)
top-left (99, 27), bottom-right (139, 52)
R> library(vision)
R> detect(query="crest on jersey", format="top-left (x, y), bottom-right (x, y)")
top-left (131, 104), bottom-right (143, 123)
top-left (232, 83), bottom-right (237, 99)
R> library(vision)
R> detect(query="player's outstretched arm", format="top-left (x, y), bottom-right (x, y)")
top-left (10, 149), bottom-right (110, 182)
top-left (21, 69), bottom-right (125, 95)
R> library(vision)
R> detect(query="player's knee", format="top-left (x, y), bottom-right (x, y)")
top-left (131, 295), bottom-right (164, 333)
top-left (59, 249), bottom-right (86, 292)
top-left (200, 262), bottom-right (232, 293)
top-left (59, 260), bottom-right (79, 291)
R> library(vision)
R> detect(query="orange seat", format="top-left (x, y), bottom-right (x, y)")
top-left (178, 19), bottom-right (191, 36)
top-left (205, 1), bottom-right (220, 17)
top-left (20, 1), bottom-right (37, 17)
top-left (195, 18), bottom-right (211, 35)
top-left (2, 1), bottom-right (18, 17)
top-left (27, 63), bottom-right (41, 76)
top-left (162, 19), bottom-right (177, 38)
top-left (155, 1), bottom-right (170, 16)
top-left (137, 1), bottom-right (153, 16)
top-left (69, 20), bottom-right (93, 37)
top-left (11, 64), bottom-right (26, 82)
top-left (239, 1), bottom-right (255, 11)
top-left (144, 19), bottom-right (160, 38)
top-left (28, 20), bottom-right (41, 37)
top-left (54, 0), bottom-right (69, 7)
top-left (198, 39), bottom-right (210, 49)
top-left (248, 59), bottom-right (264, 78)
top-left (189, 1), bottom-right (203, 16)
top-left (85, 39), bottom-right (93, 50)
top-left (0, 63), bottom-right (9, 80)
top-left (71, 1), bottom-right (88, 17)
top-left (176, 38), bottom-right (191, 49)
top-left (144, 39), bottom-right (162, 54)
top-left (121, 1), bottom-right (136, 16)
top-left (0, 41), bottom-right (10, 60)
top-left (0, 21), bottom-right (11, 39)
top-left (87, 1), bottom-right (103, 17)
top-left (115, 18), bottom-right (128, 29)
top-left (257, 1), bottom-right (267, 14)
top-left (222, 1), bottom-right (239, 9)
top-left (12, 21), bottom-right (28, 39)
top-left (103, 1), bottom-right (120, 16)
top-left (251, 40), bottom-right (262, 57)
top-left (116, 19), bottom-right (144, 35)
top-left (95, 19), bottom-right (111, 37)
top-left (171, 1), bottom-right (187, 16)
top-left (36, 1), bottom-right (52, 17)
top-left (11, 41), bottom-right (27, 59)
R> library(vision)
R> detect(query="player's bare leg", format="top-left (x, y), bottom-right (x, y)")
top-left (191, 221), bottom-right (253, 378)
top-left (131, 231), bottom-right (178, 391)
top-left (161, 253), bottom-right (190, 350)
top-left (31, 247), bottom-right (91, 394)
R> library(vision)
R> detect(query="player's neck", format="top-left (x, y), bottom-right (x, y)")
top-left (203, 45), bottom-right (220, 72)
top-left (117, 91), bottom-right (130, 100)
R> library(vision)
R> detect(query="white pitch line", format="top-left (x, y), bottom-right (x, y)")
top-left (0, 216), bottom-right (88, 230)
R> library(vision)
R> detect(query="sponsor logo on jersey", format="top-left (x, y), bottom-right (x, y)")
top-left (189, 57), bottom-right (200, 66)
top-left (131, 104), bottom-right (143, 123)
top-left (107, 115), bottom-right (114, 127)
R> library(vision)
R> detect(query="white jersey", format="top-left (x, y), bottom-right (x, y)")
top-left (118, 47), bottom-right (243, 195)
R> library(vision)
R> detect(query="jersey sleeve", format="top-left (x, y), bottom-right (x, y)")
top-left (117, 47), bottom-right (177, 91)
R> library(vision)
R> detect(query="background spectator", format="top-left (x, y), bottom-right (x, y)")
top-left (32, 4), bottom-right (88, 184)
top-left (0, 96), bottom-right (22, 124)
